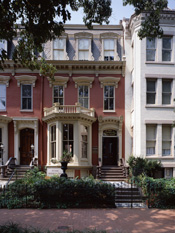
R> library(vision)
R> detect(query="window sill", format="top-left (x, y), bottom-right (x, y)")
top-left (145, 61), bottom-right (174, 65)
top-left (103, 110), bottom-right (115, 113)
top-left (146, 155), bottom-right (174, 159)
top-left (145, 105), bottom-right (175, 109)
top-left (20, 109), bottom-right (33, 112)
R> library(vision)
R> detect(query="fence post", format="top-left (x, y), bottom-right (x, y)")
top-left (131, 179), bottom-right (133, 208)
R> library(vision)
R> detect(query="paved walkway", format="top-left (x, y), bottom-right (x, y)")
top-left (0, 209), bottom-right (175, 232)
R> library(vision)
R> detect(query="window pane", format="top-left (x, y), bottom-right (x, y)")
top-left (79, 51), bottom-right (88, 60)
top-left (84, 86), bottom-right (88, 97)
top-left (104, 39), bottom-right (114, 50)
top-left (147, 125), bottom-right (156, 140)
top-left (104, 86), bottom-right (109, 98)
top-left (83, 98), bottom-right (88, 108)
top-left (162, 38), bottom-right (171, 49)
top-left (147, 81), bottom-right (155, 92)
top-left (79, 86), bottom-right (83, 97)
top-left (162, 80), bottom-right (171, 92)
top-left (22, 85), bottom-right (31, 97)
top-left (146, 50), bottom-right (155, 61)
top-left (0, 98), bottom-right (6, 110)
top-left (0, 84), bottom-right (6, 98)
top-left (109, 86), bottom-right (114, 97)
top-left (53, 50), bottom-right (64, 60)
top-left (147, 93), bottom-right (155, 104)
top-left (69, 124), bottom-right (73, 140)
top-left (162, 126), bottom-right (171, 140)
top-left (162, 93), bottom-right (171, 104)
top-left (63, 124), bottom-right (68, 140)
top-left (146, 38), bottom-right (155, 49)
top-left (0, 128), bottom-right (2, 143)
top-left (59, 86), bottom-right (63, 97)
top-left (109, 98), bottom-right (114, 110)
top-left (104, 98), bottom-right (108, 110)
top-left (104, 51), bottom-right (114, 56)
top-left (79, 39), bottom-right (89, 49)
top-left (79, 98), bottom-right (83, 106)
top-left (54, 39), bottom-right (64, 49)
top-left (54, 86), bottom-right (58, 97)
top-left (162, 50), bottom-right (171, 61)
top-left (22, 98), bottom-right (27, 109)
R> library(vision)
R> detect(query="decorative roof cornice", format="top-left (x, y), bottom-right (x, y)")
top-left (1, 60), bottom-right (126, 77)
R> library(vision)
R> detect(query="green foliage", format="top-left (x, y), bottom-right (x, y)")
top-left (128, 156), bottom-right (162, 177)
top-left (123, 0), bottom-right (168, 39)
top-left (0, 176), bottom-right (115, 209)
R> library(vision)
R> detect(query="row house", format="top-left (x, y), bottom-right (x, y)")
top-left (124, 8), bottom-right (175, 178)
top-left (0, 25), bottom-right (126, 178)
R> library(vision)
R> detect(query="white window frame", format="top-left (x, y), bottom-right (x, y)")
top-left (53, 85), bottom-right (64, 105)
top-left (78, 85), bottom-right (89, 109)
top-left (50, 124), bottom-right (56, 159)
top-left (103, 85), bottom-right (115, 112)
top-left (21, 84), bottom-right (33, 111)
top-left (162, 125), bottom-right (172, 156)
top-left (146, 37), bottom-right (156, 62)
top-left (52, 33), bottom-right (68, 60)
top-left (0, 84), bottom-right (6, 111)
top-left (146, 79), bottom-right (157, 105)
top-left (162, 36), bottom-right (172, 62)
top-left (162, 79), bottom-right (172, 105)
top-left (146, 125), bottom-right (157, 156)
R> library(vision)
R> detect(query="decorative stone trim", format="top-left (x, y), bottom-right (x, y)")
top-left (15, 75), bottom-right (37, 87)
top-left (13, 117), bottom-right (38, 134)
top-left (72, 76), bottom-right (94, 88)
top-left (99, 77), bottom-right (120, 88)
top-left (100, 32), bottom-right (120, 39)
top-left (0, 115), bottom-right (12, 123)
top-left (74, 32), bottom-right (93, 39)
top-left (0, 76), bottom-right (11, 87)
top-left (47, 76), bottom-right (69, 88)
top-left (98, 116), bottom-right (123, 132)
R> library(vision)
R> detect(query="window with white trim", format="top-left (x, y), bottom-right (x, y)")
top-left (104, 39), bottom-right (115, 61)
top-left (146, 125), bottom-right (156, 156)
top-left (104, 86), bottom-right (114, 111)
top-left (146, 38), bottom-right (156, 61)
top-left (162, 37), bottom-right (172, 61)
top-left (50, 125), bottom-right (56, 158)
top-left (21, 84), bottom-right (32, 110)
top-left (78, 86), bottom-right (89, 108)
top-left (53, 39), bottom-right (64, 60)
top-left (63, 124), bottom-right (73, 154)
top-left (162, 79), bottom-right (172, 105)
top-left (0, 84), bottom-right (6, 111)
top-left (78, 39), bottom-right (89, 60)
top-left (81, 125), bottom-right (88, 159)
top-left (146, 79), bottom-right (156, 104)
top-left (53, 85), bottom-right (64, 105)
top-left (162, 125), bottom-right (172, 156)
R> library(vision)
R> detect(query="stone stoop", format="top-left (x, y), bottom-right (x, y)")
top-left (100, 166), bottom-right (127, 181)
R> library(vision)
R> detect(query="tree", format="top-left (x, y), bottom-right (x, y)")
top-left (0, 0), bottom-right (169, 74)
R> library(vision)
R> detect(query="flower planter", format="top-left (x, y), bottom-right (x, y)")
top-left (60, 161), bottom-right (68, 178)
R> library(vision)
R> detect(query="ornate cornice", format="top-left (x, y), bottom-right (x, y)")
top-left (0, 75), bottom-right (11, 87)
top-left (99, 76), bottom-right (121, 88)
top-left (47, 76), bottom-right (69, 88)
top-left (98, 115), bottom-right (123, 133)
top-left (72, 76), bottom-right (94, 88)
top-left (15, 75), bottom-right (37, 87)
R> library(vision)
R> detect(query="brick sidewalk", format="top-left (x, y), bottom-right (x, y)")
top-left (0, 209), bottom-right (175, 233)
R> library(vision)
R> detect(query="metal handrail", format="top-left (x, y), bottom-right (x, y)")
top-left (6, 169), bottom-right (17, 187)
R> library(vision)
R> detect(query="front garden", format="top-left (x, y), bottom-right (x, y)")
top-left (0, 168), bottom-right (115, 209)
top-left (128, 156), bottom-right (175, 209)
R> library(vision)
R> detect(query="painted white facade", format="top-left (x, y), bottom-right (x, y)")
top-left (124, 10), bottom-right (175, 178)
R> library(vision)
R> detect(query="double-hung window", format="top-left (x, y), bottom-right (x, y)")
top-left (50, 125), bottom-right (56, 158)
top-left (53, 85), bottom-right (64, 105)
top-left (63, 124), bottom-right (73, 154)
top-left (146, 79), bottom-right (156, 104)
top-left (104, 39), bottom-right (114, 61)
top-left (104, 86), bottom-right (114, 111)
top-left (146, 38), bottom-right (156, 61)
top-left (162, 79), bottom-right (172, 105)
top-left (53, 39), bottom-right (64, 60)
top-left (78, 86), bottom-right (89, 108)
top-left (78, 39), bottom-right (89, 60)
top-left (21, 84), bottom-right (32, 110)
top-left (0, 84), bottom-right (6, 111)
top-left (81, 125), bottom-right (88, 159)
top-left (146, 125), bottom-right (156, 155)
top-left (162, 125), bottom-right (172, 156)
top-left (162, 37), bottom-right (172, 61)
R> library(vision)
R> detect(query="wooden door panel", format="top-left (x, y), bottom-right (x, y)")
top-left (102, 137), bottom-right (118, 166)
top-left (20, 128), bottom-right (34, 165)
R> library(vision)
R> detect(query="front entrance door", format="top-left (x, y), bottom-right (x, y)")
top-left (102, 137), bottom-right (118, 166)
top-left (20, 128), bottom-right (34, 165)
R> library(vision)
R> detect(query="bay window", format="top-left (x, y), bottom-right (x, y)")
top-left (63, 124), bottom-right (73, 154)
top-left (50, 125), bottom-right (56, 158)
top-left (81, 125), bottom-right (88, 159)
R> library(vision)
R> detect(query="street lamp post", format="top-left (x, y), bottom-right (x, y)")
top-left (30, 144), bottom-right (34, 165)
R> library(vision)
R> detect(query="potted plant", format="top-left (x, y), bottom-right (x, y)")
top-left (60, 150), bottom-right (72, 178)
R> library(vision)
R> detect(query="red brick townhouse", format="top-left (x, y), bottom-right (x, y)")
top-left (0, 24), bottom-right (126, 178)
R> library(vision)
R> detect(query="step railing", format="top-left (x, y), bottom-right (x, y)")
top-left (0, 157), bottom-right (16, 178)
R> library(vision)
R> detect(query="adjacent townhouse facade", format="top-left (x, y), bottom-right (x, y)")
top-left (124, 8), bottom-right (175, 178)
top-left (0, 25), bottom-right (126, 178)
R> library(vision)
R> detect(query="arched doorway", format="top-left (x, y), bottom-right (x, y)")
top-left (102, 129), bottom-right (118, 166)
top-left (20, 128), bottom-right (34, 165)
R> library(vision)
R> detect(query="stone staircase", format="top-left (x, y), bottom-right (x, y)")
top-left (99, 166), bottom-right (127, 181)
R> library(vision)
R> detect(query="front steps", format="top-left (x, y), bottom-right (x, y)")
top-left (99, 166), bottom-right (127, 181)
